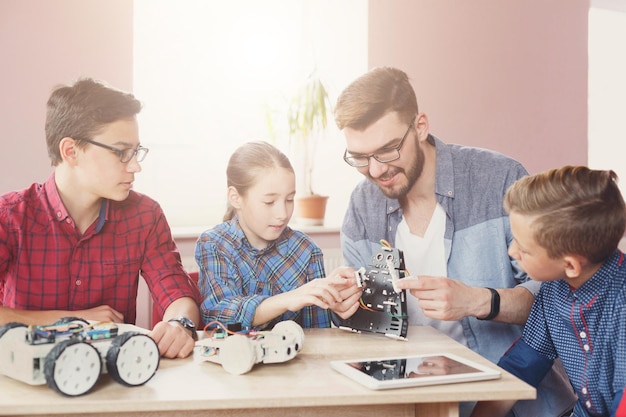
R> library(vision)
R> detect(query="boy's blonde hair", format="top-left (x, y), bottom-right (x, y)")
top-left (504, 165), bottom-right (626, 263)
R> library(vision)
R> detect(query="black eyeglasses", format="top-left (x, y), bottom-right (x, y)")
top-left (78, 138), bottom-right (149, 163)
top-left (343, 115), bottom-right (416, 168)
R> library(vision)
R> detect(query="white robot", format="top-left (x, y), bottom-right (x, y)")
top-left (0, 318), bottom-right (160, 396)
top-left (198, 320), bottom-right (304, 375)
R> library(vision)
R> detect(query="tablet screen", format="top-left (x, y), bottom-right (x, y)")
top-left (349, 355), bottom-right (481, 380)
top-left (331, 353), bottom-right (500, 390)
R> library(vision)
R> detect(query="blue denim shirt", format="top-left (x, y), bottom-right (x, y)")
top-left (341, 136), bottom-right (576, 417)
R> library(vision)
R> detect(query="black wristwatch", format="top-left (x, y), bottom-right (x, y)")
top-left (168, 317), bottom-right (198, 341)
top-left (477, 288), bottom-right (500, 321)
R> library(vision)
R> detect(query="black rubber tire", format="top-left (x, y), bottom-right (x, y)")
top-left (105, 331), bottom-right (160, 387)
top-left (44, 338), bottom-right (102, 396)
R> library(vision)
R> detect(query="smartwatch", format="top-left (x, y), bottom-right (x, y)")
top-left (168, 317), bottom-right (198, 341)
top-left (477, 288), bottom-right (500, 321)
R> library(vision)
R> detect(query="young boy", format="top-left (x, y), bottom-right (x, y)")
top-left (471, 165), bottom-right (626, 417)
top-left (0, 78), bottom-right (201, 358)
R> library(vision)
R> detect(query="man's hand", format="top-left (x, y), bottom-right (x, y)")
top-left (396, 276), bottom-right (533, 325)
top-left (148, 320), bottom-right (196, 359)
top-left (395, 275), bottom-right (488, 321)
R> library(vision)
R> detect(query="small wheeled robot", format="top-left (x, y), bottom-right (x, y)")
top-left (197, 320), bottom-right (304, 375)
top-left (333, 241), bottom-right (410, 340)
top-left (0, 317), bottom-right (160, 396)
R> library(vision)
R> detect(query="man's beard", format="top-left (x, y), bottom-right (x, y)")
top-left (369, 145), bottom-right (425, 199)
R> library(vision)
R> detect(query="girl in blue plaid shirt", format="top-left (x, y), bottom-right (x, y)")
top-left (195, 141), bottom-right (362, 330)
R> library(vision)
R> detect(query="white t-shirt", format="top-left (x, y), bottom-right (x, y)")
top-left (395, 203), bottom-right (467, 345)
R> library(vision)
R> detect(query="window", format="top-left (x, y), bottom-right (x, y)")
top-left (133, 0), bottom-right (367, 230)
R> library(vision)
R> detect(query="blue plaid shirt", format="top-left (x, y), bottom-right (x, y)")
top-left (195, 217), bottom-right (329, 330)
top-left (499, 250), bottom-right (626, 417)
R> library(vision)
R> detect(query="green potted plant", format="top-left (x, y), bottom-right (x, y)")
top-left (285, 70), bottom-right (333, 226)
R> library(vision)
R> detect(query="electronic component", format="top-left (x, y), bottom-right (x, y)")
top-left (333, 243), bottom-right (409, 340)
top-left (0, 318), bottom-right (160, 396)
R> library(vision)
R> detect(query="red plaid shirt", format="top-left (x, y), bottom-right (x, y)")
top-left (0, 174), bottom-right (200, 324)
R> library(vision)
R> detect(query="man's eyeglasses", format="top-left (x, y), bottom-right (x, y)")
top-left (343, 115), bottom-right (416, 168)
top-left (78, 138), bottom-right (149, 163)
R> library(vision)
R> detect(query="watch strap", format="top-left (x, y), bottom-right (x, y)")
top-left (477, 287), bottom-right (500, 321)
top-left (168, 317), bottom-right (198, 341)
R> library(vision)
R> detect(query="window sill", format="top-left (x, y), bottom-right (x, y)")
top-left (171, 224), bottom-right (340, 240)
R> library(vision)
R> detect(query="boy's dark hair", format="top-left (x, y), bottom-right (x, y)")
top-left (504, 165), bottom-right (626, 263)
top-left (45, 78), bottom-right (142, 166)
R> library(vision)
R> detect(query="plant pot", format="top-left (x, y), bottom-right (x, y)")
top-left (294, 195), bottom-right (329, 226)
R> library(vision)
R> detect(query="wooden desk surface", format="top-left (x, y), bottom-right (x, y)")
top-left (0, 326), bottom-right (535, 417)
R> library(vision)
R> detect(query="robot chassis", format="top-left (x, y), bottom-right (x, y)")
top-left (0, 317), bottom-right (160, 396)
top-left (334, 242), bottom-right (410, 340)
top-left (197, 320), bottom-right (305, 375)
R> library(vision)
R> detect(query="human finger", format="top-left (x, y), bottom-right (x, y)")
top-left (327, 266), bottom-right (355, 280)
top-left (149, 321), bottom-right (195, 358)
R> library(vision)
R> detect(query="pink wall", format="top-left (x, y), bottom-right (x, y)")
top-left (368, 0), bottom-right (589, 175)
top-left (1, 2), bottom-right (589, 194)
top-left (0, 1), bottom-right (589, 190)
top-left (0, 0), bottom-right (133, 194)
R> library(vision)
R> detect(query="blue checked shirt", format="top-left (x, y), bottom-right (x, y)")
top-left (499, 250), bottom-right (626, 417)
top-left (195, 217), bottom-right (330, 330)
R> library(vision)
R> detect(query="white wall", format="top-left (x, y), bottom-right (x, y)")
top-left (588, 3), bottom-right (626, 190)
top-left (132, 0), bottom-right (367, 230)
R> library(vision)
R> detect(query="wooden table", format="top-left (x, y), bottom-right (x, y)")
top-left (0, 326), bottom-right (535, 417)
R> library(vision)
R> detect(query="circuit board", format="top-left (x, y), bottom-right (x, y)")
top-left (334, 244), bottom-right (409, 340)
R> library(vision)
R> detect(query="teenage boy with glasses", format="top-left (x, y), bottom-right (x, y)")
top-left (0, 78), bottom-right (200, 359)
top-left (334, 67), bottom-right (576, 417)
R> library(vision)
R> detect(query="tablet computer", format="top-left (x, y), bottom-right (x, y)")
top-left (330, 353), bottom-right (501, 390)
